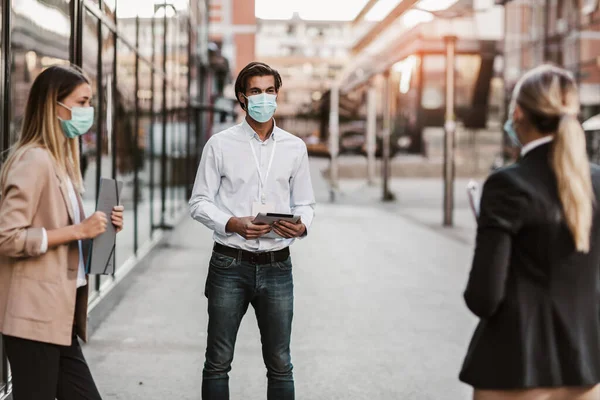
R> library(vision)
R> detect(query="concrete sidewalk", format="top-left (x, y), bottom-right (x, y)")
top-left (84, 158), bottom-right (481, 399)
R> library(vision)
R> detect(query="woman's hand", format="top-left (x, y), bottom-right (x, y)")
top-left (78, 211), bottom-right (108, 240)
top-left (112, 205), bottom-right (124, 233)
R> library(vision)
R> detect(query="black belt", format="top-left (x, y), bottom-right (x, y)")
top-left (213, 243), bottom-right (289, 264)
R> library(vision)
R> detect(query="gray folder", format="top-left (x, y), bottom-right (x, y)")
top-left (85, 178), bottom-right (123, 275)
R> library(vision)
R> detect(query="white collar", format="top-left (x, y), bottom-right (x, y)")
top-left (242, 118), bottom-right (277, 142)
top-left (521, 135), bottom-right (554, 157)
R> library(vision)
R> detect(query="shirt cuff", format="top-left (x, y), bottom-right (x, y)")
top-left (297, 213), bottom-right (314, 239)
top-left (40, 228), bottom-right (48, 254)
top-left (213, 212), bottom-right (234, 237)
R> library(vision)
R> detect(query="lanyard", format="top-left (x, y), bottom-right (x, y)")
top-left (249, 138), bottom-right (277, 204)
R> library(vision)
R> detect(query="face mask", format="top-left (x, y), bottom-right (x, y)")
top-left (244, 93), bottom-right (277, 123)
top-left (58, 102), bottom-right (94, 139)
top-left (504, 119), bottom-right (521, 147)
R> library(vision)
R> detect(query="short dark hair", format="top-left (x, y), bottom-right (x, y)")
top-left (235, 62), bottom-right (282, 109)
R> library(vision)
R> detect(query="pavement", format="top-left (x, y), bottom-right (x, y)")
top-left (84, 158), bottom-right (483, 399)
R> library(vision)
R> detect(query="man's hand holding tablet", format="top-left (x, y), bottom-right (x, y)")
top-left (253, 213), bottom-right (307, 238)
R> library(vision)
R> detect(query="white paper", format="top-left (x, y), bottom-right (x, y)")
top-left (467, 180), bottom-right (481, 218)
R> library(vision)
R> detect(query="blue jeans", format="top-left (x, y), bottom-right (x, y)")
top-left (202, 251), bottom-right (295, 400)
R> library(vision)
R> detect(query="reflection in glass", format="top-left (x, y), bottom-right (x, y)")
top-left (96, 24), bottom-right (116, 287)
top-left (139, 60), bottom-right (153, 244)
top-left (103, 0), bottom-right (116, 20)
top-left (115, 38), bottom-right (136, 267)
top-left (421, 55), bottom-right (445, 110)
top-left (81, 11), bottom-right (100, 207)
top-left (152, 70), bottom-right (163, 230)
top-left (81, 11), bottom-right (102, 293)
top-left (10, 0), bottom-right (70, 143)
top-left (455, 55), bottom-right (480, 109)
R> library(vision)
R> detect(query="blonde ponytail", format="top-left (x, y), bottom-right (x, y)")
top-left (552, 113), bottom-right (594, 252)
top-left (515, 64), bottom-right (594, 253)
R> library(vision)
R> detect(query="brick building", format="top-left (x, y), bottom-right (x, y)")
top-left (208, 0), bottom-right (257, 75)
top-left (497, 0), bottom-right (600, 120)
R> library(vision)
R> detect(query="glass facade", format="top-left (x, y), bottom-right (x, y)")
top-left (391, 51), bottom-right (495, 154)
top-left (0, 1), bottom-right (211, 396)
top-left (503, 0), bottom-right (600, 120)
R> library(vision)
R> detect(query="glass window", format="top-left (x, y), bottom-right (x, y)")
top-left (82, 10), bottom-right (100, 206)
top-left (103, 0), bottom-right (116, 20)
top-left (81, 11), bottom-right (103, 293)
top-left (138, 59), bottom-right (153, 244)
top-left (580, 19), bottom-right (600, 64)
top-left (98, 23), bottom-right (116, 285)
top-left (10, 0), bottom-right (71, 143)
top-left (455, 55), bottom-right (481, 109)
top-left (115, 38), bottom-right (136, 267)
top-left (421, 55), bottom-right (445, 110)
top-left (152, 71), bottom-right (164, 229)
top-left (101, 24), bottom-right (115, 193)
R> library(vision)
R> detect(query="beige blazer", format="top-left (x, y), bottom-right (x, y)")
top-left (474, 385), bottom-right (600, 400)
top-left (0, 147), bottom-right (89, 346)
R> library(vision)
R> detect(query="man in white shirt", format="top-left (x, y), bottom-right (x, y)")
top-left (189, 62), bottom-right (316, 400)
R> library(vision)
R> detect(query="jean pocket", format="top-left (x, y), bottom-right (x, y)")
top-left (274, 256), bottom-right (292, 271)
top-left (210, 252), bottom-right (237, 269)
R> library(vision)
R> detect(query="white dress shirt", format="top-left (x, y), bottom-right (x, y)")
top-left (40, 177), bottom-right (87, 288)
top-left (189, 119), bottom-right (316, 252)
top-left (521, 135), bottom-right (554, 157)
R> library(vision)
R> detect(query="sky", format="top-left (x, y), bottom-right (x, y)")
top-left (254, 0), bottom-right (461, 21)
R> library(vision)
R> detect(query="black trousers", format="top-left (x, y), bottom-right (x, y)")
top-left (3, 332), bottom-right (102, 400)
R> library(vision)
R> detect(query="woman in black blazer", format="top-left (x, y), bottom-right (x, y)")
top-left (460, 64), bottom-right (600, 400)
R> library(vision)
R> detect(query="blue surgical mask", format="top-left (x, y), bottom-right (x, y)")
top-left (504, 119), bottom-right (521, 147)
top-left (244, 93), bottom-right (277, 123)
top-left (58, 102), bottom-right (94, 139)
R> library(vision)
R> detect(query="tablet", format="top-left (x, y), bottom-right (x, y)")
top-left (253, 212), bottom-right (301, 225)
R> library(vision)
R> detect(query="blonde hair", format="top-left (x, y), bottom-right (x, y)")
top-left (513, 64), bottom-right (593, 252)
top-left (0, 65), bottom-right (89, 193)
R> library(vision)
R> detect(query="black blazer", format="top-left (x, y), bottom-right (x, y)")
top-left (459, 142), bottom-right (600, 390)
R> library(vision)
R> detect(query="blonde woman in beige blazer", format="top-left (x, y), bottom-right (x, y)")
top-left (0, 65), bottom-right (124, 400)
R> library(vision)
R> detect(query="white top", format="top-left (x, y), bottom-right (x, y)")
top-left (521, 135), bottom-right (554, 157)
top-left (40, 178), bottom-right (87, 288)
top-left (189, 119), bottom-right (316, 252)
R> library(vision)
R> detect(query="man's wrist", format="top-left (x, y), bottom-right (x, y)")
top-left (299, 223), bottom-right (307, 237)
top-left (225, 217), bottom-right (238, 234)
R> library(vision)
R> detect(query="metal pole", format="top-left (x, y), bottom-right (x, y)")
top-left (133, 15), bottom-right (140, 253)
top-left (160, 5), bottom-right (168, 228)
top-left (382, 71), bottom-right (394, 201)
top-left (366, 86), bottom-right (377, 185)
top-left (328, 83), bottom-right (340, 202)
top-left (149, 16), bottom-right (156, 236)
top-left (1, 0), bottom-right (11, 158)
top-left (170, 14), bottom-right (178, 218)
top-left (186, 16), bottom-right (193, 200)
top-left (94, 17), bottom-right (104, 293)
top-left (443, 35), bottom-right (457, 227)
